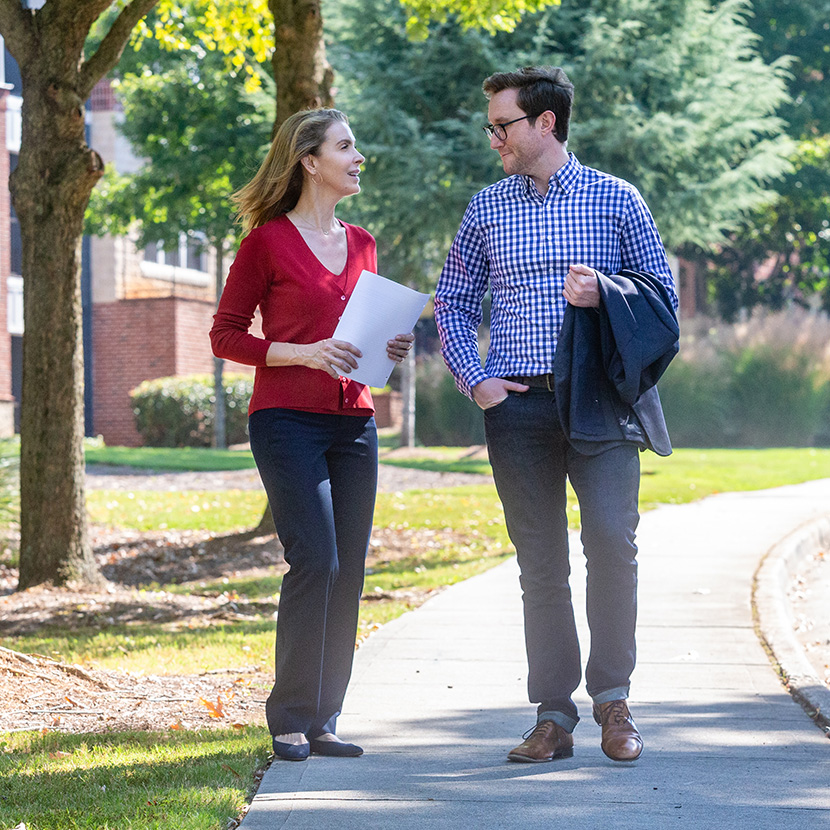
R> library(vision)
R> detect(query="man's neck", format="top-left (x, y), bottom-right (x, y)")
top-left (529, 143), bottom-right (570, 196)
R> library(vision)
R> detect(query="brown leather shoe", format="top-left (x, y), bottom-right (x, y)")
top-left (507, 720), bottom-right (574, 763)
top-left (593, 699), bottom-right (643, 761)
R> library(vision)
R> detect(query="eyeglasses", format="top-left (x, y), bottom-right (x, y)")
top-left (482, 115), bottom-right (534, 141)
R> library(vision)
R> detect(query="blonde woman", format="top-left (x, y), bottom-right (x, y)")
top-left (211, 109), bottom-right (413, 761)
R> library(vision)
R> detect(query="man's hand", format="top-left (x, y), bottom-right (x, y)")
top-left (386, 333), bottom-right (415, 363)
top-left (472, 377), bottom-right (530, 410)
top-left (563, 264), bottom-right (600, 308)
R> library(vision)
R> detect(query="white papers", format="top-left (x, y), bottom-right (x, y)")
top-left (332, 269), bottom-right (430, 388)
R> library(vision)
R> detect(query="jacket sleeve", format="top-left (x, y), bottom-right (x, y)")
top-left (597, 270), bottom-right (680, 405)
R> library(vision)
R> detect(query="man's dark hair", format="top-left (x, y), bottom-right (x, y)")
top-left (483, 66), bottom-right (574, 143)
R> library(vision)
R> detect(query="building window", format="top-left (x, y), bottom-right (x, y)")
top-left (186, 236), bottom-right (206, 272)
top-left (7, 275), bottom-right (23, 335)
top-left (3, 51), bottom-right (21, 97)
top-left (140, 232), bottom-right (210, 287)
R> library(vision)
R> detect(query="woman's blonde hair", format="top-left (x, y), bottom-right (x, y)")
top-left (233, 108), bottom-right (349, 235)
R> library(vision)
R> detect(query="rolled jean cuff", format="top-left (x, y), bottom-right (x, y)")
top-left (537, 710), bottom-right (578, 734)
top-left (591, 686), bottom-right (630, 706)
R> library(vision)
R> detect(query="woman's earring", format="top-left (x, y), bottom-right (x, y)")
top-left (312, 172), bottom-right (323, 185)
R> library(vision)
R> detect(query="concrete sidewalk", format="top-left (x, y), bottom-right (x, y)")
top-left (241, 480), bottom-right (830, 829)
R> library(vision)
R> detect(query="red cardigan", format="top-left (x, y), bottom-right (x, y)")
top-left (210, 215), bottom-right (376, 416)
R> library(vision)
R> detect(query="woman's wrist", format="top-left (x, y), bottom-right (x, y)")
top-left (266, 341), bottom-right (312, 368)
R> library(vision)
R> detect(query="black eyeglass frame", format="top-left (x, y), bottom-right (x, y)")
top-left (482, 115), bottom-right (535, 141)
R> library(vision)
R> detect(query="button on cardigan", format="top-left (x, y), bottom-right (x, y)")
top-left (210, 215), bottom-right (376, 416)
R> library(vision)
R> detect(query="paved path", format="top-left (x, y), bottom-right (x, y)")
top-left (241, 480), bottom-right (830, 830)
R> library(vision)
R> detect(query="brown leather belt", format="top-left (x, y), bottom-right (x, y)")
top-left (505, 374), bottom-right (555, 391)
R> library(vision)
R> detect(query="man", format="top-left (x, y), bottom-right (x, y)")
top-left (434, 66), bottom-right (678, 763)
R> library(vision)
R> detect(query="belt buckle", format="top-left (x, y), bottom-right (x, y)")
top-left (545, 373), bottom-right (554, 392)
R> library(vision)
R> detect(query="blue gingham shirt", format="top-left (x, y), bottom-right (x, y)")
top-left (434, 153), bottom-right (678, 398)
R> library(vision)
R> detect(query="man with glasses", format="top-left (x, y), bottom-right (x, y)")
top-left (434, 66), bottom-right (678, 764)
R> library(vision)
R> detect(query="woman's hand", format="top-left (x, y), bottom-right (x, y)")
top-left (300, 338), bottom-right (362, 378)
top-left (387, 333), bottom-right (415, 363)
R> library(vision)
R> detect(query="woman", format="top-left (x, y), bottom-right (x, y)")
top-left (210, 108), bottom-right (413, 761)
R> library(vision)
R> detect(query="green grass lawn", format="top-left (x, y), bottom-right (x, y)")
top-left (87, 489), bottom-right (267, 533)
top-left (0, 728), bottom-right (270, 830)
top-left (19, 485), bottom-right (512, 676)
top-left (4, 444), bottom-right (830, 829)
top-left (85, 443), bottom-right (257, 471)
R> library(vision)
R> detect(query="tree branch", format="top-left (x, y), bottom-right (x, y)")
top-left (78, 0), bottom-right (160, 99)
top-left (0, 0), bottom-right (36, 65)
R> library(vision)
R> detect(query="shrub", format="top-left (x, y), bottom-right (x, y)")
top-left (659, 358), bottom-right (734, 447)
top-left (131, 373), bottom-right (253, 447)
top-left (726, 347), bottom-right (824, 447)
top-left (660, 346), bottom-right (829, 448)
top-left (415, 355), bottom-right (485, 446)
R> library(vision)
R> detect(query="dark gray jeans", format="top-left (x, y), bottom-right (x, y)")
top-left (484, 388), bottom-right (640, 732)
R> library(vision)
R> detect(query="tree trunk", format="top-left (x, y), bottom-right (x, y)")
top-left (269, 0), bottom-right (334, 128)
top-left (0, 0), bottom-right (160, 589)
top-left (255, 503), bottom-right (277, 535)
top-left (399, 338), bottom-right (417, 447)
top-left (12, 76), bottom-right (104, 589)
top-left (212, 244), bottom-right (227, 450)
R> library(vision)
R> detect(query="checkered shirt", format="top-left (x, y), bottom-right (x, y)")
top-left (434, 153), bottom-right (678, 398)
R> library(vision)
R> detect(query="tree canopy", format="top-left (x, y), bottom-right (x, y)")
top-left (704, 0), bottom-right (830, 318)
top-left (331, 0), bottom-right (500, 287)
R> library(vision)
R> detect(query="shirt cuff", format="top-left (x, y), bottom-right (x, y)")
top-left (457, 365), bottom-right (489, 401)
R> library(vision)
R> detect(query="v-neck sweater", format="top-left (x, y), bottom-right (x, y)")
top-left (210, 215), bottom-right (376, 416)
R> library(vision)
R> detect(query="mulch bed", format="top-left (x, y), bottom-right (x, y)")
top-left (0, 645), bottom-right (269, 735)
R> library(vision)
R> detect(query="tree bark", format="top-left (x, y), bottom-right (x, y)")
top-left (254, 504), bottom-right (277, 535)
top-left (269, 0), bottom-right (334, 128)
top-left (12, 62), bottom-right (105, 590)
top-left (0, 0), bottom-right (159, 589)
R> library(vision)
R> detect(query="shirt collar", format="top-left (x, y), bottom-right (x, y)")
top-left (553, 152), bottom-right (582, 194)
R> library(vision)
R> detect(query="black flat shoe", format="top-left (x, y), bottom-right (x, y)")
top-left (272, 737), bottom-right (310, 761)
top-left (309, 737), bottom-right (363, 757)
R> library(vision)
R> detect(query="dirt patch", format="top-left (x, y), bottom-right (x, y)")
top-left (0, 520), bottom-right (479, 735)
top-left (0, 645), bottom-right (270, 735)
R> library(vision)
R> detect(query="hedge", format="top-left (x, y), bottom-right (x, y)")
top-left (130, 373), bottom-right (253, 447)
